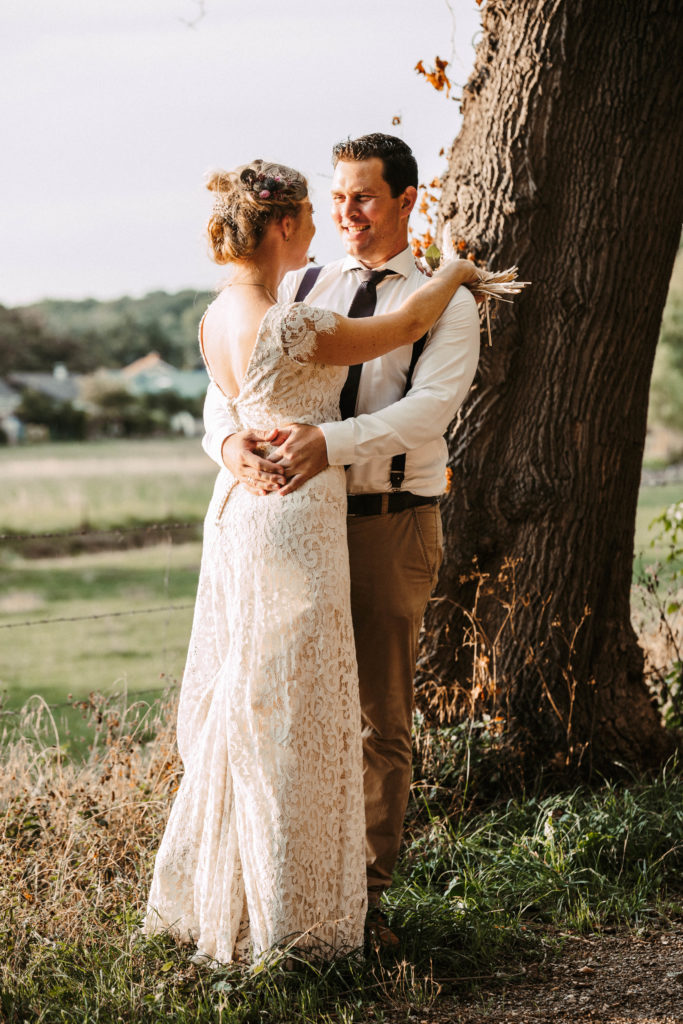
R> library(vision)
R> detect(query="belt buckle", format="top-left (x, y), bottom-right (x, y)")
top-left (381, 494), bottom-right (390, 514)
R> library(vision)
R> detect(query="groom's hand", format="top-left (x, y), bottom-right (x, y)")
top-left (269, 424), bottom-right (329, 496)
top-left (221, 429), bottom-right (287, 495)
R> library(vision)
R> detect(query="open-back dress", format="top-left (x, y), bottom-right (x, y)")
top-left (143, 300), bottom-right (366, 963)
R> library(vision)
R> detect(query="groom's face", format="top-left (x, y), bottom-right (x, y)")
top-left (331, 158), bottom-right (416, 268)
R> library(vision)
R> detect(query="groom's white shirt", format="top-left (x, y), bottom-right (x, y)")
top-left (201, 246), bottom-right (480, 496)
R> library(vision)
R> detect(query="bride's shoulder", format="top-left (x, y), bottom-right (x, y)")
top-left (270, 302), bottom-right (337, 363)
top-left (275, 301), bottom-right (336, 333)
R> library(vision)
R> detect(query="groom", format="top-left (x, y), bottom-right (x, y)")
top-left (201, 133), bottom-right (480, 938)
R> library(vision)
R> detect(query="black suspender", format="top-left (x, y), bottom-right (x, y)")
top-left (389, 334), bottom-right (427, 490)
top-left (293, 265), bottom-right (323, 301)
top-left (293, 263), bottom-right (426, 492)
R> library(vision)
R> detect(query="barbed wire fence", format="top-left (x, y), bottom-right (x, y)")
top-left (1, 521), bottom-right (201, 723)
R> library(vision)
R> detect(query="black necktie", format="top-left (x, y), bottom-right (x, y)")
top-left (339, 269), bottom-right (395, 420)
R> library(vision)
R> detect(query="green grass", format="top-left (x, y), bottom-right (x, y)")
top-left (0, 543), bottom-right (201, 752)
top-left (401, 764), bottom-right (683, 934)
top-left (0, 543), bottom-right (200, 706)
top-left (0, 439), bottom-right (212, 744)
top-left (1, 719), bottom-right (681, 1023)
top-left (0, 437), bottom-right (215, 534)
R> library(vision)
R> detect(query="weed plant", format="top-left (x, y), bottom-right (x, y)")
top-left (632, 497), bottom-right (683, 729)
top-left (1, 693), bottom-right (682, 1023)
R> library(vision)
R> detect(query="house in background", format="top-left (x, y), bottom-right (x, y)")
top-left (5, 364), bottom-right (87, 442)
top-left (114, 352), bottom-right (208, 436)
top-left (8, 363), bottom-right (83, 405)
top-left (2, 354), bottom-right (209, 441)
top-left (118, 352), bottom-right (208, 400)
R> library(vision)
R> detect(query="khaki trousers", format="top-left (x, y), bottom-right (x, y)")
top-left (346, 503), bottom-right (444, 903)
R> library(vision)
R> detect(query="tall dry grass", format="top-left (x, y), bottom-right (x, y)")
top-left (2, 683), bottom-right (682, 1022)
top-left (0, 693), bottom-right (180, 955)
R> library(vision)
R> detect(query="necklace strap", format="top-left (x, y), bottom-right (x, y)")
top-left (227, 282), bottom-right (278, 304)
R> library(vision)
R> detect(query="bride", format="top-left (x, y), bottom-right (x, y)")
top-left (142, 159), bottom-right (481, 965)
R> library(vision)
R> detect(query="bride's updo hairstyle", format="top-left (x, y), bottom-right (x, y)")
top-left (206, 159), bottom-right (309, 264)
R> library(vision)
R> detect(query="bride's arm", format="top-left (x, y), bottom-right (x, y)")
top-left (312, 259), bottom-right (482, 366)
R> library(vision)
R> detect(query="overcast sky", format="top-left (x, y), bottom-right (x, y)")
top-left (1, 0), bottom-right (481, 306)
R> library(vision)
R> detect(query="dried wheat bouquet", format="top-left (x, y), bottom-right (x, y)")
top-left (423, 243), bottom-right (530, 344)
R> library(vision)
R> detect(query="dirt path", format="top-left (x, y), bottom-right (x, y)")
top-left (385, 924), bottom-right (683, 1023)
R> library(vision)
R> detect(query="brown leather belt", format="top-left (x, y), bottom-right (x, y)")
top-left (346, 493), bottom-right (440, 517)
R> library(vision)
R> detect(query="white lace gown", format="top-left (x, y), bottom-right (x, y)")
top-left (143, 302), bottom-right (367, 964)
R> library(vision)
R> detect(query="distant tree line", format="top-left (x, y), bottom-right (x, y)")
top-left (1, 289), bottom-right (213, 374)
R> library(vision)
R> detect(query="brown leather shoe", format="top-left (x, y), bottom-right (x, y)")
top-left (365, 906), bottom-right (400, 950)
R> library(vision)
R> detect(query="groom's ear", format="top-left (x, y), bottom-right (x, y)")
top-left (400, 186), bottom-right (418, 220)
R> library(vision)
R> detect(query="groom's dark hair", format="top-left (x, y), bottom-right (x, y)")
top-left (332, 133), bottom-right (418, 197)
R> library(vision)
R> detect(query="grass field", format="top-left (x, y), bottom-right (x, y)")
top-left (0, 543), bottom-right (200, 701)
top-left (0, 439), bottom-right (215, 746)
top-left (0, 437), bottom-right (215, 534)
top-left (0, 542), bottom-right (201, 751)
top-left (0, 439), bottom-right (680, 741)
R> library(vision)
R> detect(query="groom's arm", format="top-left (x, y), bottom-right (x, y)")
top-left (275, 287), bottom-right (480, 494)
top-left (325, 287), bottom-right (479, 462)
top-left (201, 381), bottom-right (236, 467)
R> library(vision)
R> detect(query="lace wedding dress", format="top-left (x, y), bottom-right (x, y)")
top-left (143, 302), bottom-right (367, 964)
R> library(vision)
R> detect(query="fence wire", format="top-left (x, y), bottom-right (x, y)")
top-left (0, 603), bottom-right (194, 630)
top-left (1, 519), bottom-right (199, 711)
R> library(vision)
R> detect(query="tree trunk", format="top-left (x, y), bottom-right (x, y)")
top-left (419, 0), bottom-right (683, 778)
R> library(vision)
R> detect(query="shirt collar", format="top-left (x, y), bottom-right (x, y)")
top-left (341, 245), bottom-right (414, 279)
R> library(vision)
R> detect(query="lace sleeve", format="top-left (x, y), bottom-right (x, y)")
top-left (277, 302), bottom-right (338, 364)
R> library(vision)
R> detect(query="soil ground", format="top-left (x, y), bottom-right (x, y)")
top-left (383, 924), bottom-right (683, 1023)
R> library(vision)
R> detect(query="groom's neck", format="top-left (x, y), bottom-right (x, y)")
top-left (353, 238), bottom-right (410, 270)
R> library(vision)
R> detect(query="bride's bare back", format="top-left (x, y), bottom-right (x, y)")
top-left (200, 287), bottom-right (274, 399)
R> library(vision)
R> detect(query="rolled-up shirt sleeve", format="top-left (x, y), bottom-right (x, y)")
top-left (201, 381), bottom-right (238, 468)
top-left (320, 285), bottom-right (480, 466)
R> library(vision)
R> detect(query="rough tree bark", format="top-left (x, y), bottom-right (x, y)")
top-left (418, 0), bottom-right (683, 777)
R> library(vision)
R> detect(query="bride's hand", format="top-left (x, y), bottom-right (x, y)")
top-left (435, 257), bottom-right (485, 288)
top-left (435, 258), bottom-right (488, 304)
top-left (221, 429), bottom-right (287, 494)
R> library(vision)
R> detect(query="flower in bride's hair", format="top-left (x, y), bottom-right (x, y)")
top-left (259, 189), bottom-right (271, 198)
top-left (211, 192), bottom-right (232, 220)
top-left (240, 166), bottom-right (256, 185)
